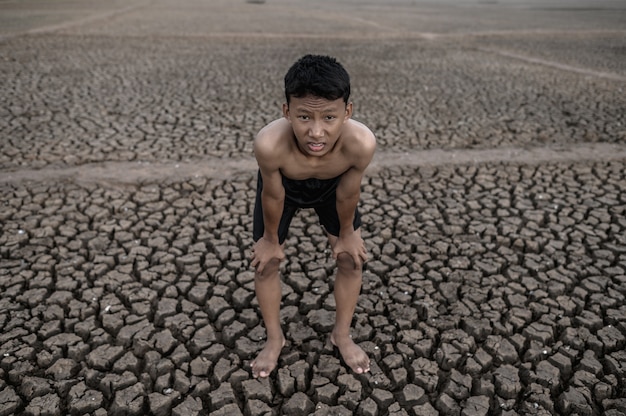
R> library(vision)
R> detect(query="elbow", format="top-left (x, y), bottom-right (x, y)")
top-left (337, 193), bottom-right (360, 206)
top-left (262, 187), bottom-right (285, 203)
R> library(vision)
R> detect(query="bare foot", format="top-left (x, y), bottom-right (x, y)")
top-left (250, 336), bottom-right (285, 378)
top-left (330, 332), bottom-right (370, 374)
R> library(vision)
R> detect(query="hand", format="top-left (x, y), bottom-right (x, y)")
top-left (251, 237), bottom-right (285, 274)
top-left (332, 231), bottom-right (367, 270)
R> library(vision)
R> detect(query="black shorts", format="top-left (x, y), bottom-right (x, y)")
top-left (253, 171), bottom-right (361, 244)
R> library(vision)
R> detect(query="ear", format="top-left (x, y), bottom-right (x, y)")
top-left (343, 102), bottom-right (353, 122)
top-left (282, 103), bottom-right (290, 121)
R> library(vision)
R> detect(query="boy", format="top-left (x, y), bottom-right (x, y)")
top-left (250, 54), bottom-right (376, 378)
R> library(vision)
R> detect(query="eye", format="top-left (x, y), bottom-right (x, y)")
top-left (298, 115), bottom-right (310, 121)
top-left (325, 115), bottom-right (336, 121)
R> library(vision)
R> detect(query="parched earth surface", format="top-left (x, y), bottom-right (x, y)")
top-left (1, 1), bottom-right (626, 415)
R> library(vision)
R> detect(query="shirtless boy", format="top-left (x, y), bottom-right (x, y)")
top-left (250, 54), bottom-right (376, 378)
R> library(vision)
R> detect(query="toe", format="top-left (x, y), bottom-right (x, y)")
top-left (363, 361), bottom-right (371, 372)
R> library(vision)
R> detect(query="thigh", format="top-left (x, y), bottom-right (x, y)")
top-left (253, 171), bottom-right (298, 244)
top-left (314, 204), bottom-right (362, 239)
top-left (253, 196), bottom-right (298, 244)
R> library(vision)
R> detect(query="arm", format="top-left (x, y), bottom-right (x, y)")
top-left (333, 167), bottom-right (368, 270)
top-left (336, 166), bottom-right (365, 236)
top-left (334, 129), bottom-right (376, 268)
top-left (259, 165), bottom-right (284, 244)
top-left (251, 130), bottom-right (286, 273)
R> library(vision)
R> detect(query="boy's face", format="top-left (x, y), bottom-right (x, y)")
top-left (283, 95), bottom-right (352, 157)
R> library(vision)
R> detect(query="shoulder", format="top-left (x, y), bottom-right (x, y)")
top-left (255, 118), bottom-right (291, 148)
top-left (254, 119), bottom-right (292, 166)
top-left (342, 120), bottom-right (376, 166)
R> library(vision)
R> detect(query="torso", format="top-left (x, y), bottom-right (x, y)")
top-left (265, 118), bottom-right (368, 180)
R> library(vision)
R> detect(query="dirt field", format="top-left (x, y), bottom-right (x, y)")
top-left (1, 0), bottom-right (625, 415)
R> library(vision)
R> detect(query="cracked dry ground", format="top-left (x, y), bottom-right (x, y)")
top-left (1, 12), bottom-right (626, 416)
top-left (2, 160), bottom-right (626, 416)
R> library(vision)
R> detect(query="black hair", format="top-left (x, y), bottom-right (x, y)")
top-left (284, 54), bottom-right (350, 105)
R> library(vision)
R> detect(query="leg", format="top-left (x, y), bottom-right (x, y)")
top-left (251, 176), bottom-right (297, 377)
top-left (251, 257), bottom-right (285, 378)
top-left (328, 230), bottom-right (370, 374)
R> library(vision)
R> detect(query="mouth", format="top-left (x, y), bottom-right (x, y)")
top-left (308, 142), bottom-right (325, 152)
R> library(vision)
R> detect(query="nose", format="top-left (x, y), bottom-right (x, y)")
top-left (309, 122), bottom-right (324, 139)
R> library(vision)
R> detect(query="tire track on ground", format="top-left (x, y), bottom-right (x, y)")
top-left (477, 47), bottom-right (626, 82)
top-left (0, 0), bottom-right (154, 42)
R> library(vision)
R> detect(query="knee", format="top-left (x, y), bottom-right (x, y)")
top-left (255, 258), bottom-right (281, 280)
top-left (336, 252), bottom-right (360, 273)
